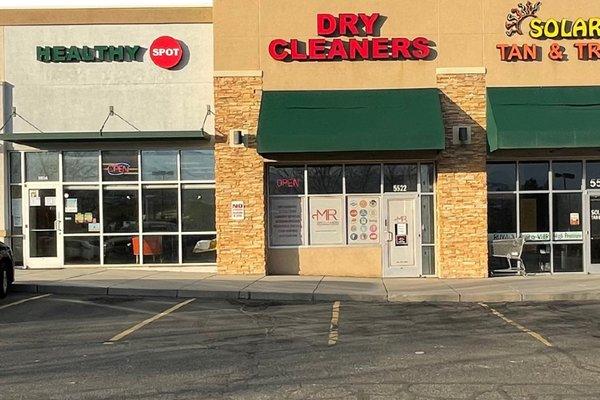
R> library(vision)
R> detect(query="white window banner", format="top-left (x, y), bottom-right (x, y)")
top-left (309, 196), bottom-right (344, 245)
top-left (347, 196), bottom-right (380, 244)
top-left (269, 197), bottom-right (304, 246)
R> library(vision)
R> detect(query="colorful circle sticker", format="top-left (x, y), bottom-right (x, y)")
top-left (360, 225), bottom-right (368, 232)
top-left (360, 233), bottom-right (368, 240)
top-left (350, 209), bottom-right (358, 217)
top-left (350, 233), bottom-right (358, 241)
top-left (369, 200), bottom-right (377, 207)
top-left (370, 210), bottom-right (377, 216)
top-left (350, 200), bottom-right (358, 207)
top-left (359, 200), bottom-right (368, 208)
top-left (359, 209), bottom-right (368, 217)
top-left (370, 224), bottom-right (378, 232)
top-left (369, 233), bottom-right (378, 241)
top-left (360, 217), bottom-right (368, 225)
top-left (351, 225), bottom-right (358, 232)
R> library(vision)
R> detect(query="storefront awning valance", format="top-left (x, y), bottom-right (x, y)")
top-left (0, 130), bottom-right (208, 144)
top-left (257, 89), bottom-right (445, 154)
top-left (488, 86), bottom-right (600, 152)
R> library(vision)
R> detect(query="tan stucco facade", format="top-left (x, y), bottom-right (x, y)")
top-left (214, 0), bottom-right (600, 278)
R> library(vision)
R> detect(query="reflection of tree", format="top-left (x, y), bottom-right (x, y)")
top-left (383, 165), bottom-right (417, 191)
top-left (64, 152), bottom-right (100, 181)
top-left (346, 165), bottom-right (380, 192)
top-left (522, 178), bottom-right (544, 191)
top-left (308, 166), bottom-right (342, 194)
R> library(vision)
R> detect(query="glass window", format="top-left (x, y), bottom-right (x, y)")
top-left (519, 162), bottom-right (549, 191)
top-left (182, 187), bottom-right (215, 232)
top-left (488, 194), bottom-right (517, 234)
top-left (139, 235), bottom-right (179, 264)
top-left (420, 164), bottom-right (434, 193)
top-left (553, 244), bottom-right (583, 273)
top-left (421, 195), bottom-right (434, 244)
top-left (63, 151), bottom-right (99, 182)
top-left (345, 165), bottom-right (381, 194)
top-left (11, 237), bottom-right (23, 267)
top-left (519, 193), bottom-right (549, 233)
top-left (422, 246), bottom-right (435, 276)
top-left (29, 232), bottom-right (57, 258)
top-left (104, 235), bottom-right (139, 264)
top-left (269, 197), bottom-right (304, 246)
top-left (102, 151), bottom-right (139, 182)
top-left (26, 152), bottom-right (59, 182)
top-left (308, 196), bottom-right (344, 245)
top-left (553, 193), bottom-right (582, 239)
top-left (180, 150), bottom-right (214, 181)
top-left (142, 187), bottom-right (178, 232)
top-left (522, 244), bottom-right (551, 273)
top-left (552, 162), bottom-right (582, 191)
top-left (10, 186), bottom-right (22, 235)
top-left (142, 150), bottom-right (178, 181)
top-left (384, 164), bottom-right (418, 193)
top-left (63, 188), bottom-right (100, 234)
top-left (587, 161), bottom-right (600, 189)
top-left (487, 163), bottom-right (516, 192)
top-left (268, 166), bottom-right (305, 195)
top-left (64, 237), bottom-right (100, 265)
top-left (10, 152), bottom-right (21, 183)
top-left (103, 187), bottom-right (139, 233)
top-left (183, 235), bottom-right (216, 263)
top-left (307, 165), bottom-right (343, 194)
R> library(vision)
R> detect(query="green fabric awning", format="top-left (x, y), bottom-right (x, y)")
top-left (488, 86), bottom-right (600, 152)
top-left (0, 130), bottom-right (207, 144)
top-left (257, 89), bottom-right (445, 154)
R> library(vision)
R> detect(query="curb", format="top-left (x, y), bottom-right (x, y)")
top-left (12, 283), bottom-right (600, 304)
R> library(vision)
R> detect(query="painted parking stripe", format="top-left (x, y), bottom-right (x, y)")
top-left (0, 293), bottom-right (52, 311)
top-left (328, 301), bottom-right (341, 346)
top-left (104, 298), bottom-right (196, 344)
top-left (479, 303), bottom-right (553, 347)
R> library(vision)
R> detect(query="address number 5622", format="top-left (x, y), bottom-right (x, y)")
top-left (590, 179), bottom-right (600, 188)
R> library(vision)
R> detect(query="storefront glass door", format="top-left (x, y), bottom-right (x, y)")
top-left (586, 193), bottom-right (600, 273)
top-left (383, 195), bottom-right (420, 277)
top-left (24, 185), bottom-right (63, 268)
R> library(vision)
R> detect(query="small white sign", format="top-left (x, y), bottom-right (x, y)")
top-left (231, 201), bottom-right (245, 220)
top-left (65, 198), bottom-right (78, 213)
top-left (44, 196), bottom-right (56, 206)
top-left (30, 197), bottom-right (41, 207)
top-left (88, 223), bottom-right (101, 232)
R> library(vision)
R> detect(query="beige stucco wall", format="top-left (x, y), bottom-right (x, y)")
top-left (3, 23), bottom-right (213, 134)
top-left (268, 247), bottom-right (381, 277)
top-left (215, 0), bottom-right (600, 89)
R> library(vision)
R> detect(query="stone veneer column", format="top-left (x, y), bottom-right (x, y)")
top-left (214, 74), bottom-right (266, 275)
top-left (435, 68), bottom-right (488, 278)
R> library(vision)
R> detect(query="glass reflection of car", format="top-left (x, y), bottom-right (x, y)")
top-left (64, 239), bottom-right (99, 261)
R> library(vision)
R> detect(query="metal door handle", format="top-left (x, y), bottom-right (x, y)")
top-left (387, 231), bottom-right (393, 242)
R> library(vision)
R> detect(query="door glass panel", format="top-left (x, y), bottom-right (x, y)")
top-left (29, 189), bottom-right (56, 230)
top-left (30, 232), bottom-right (57, 258)
top-left (589, 197), bottom-right (600, 264)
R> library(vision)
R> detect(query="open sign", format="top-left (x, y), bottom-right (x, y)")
top-left (149, 36), bottom-right (183, 69)
top-left (107, 162), bottom-right (131, 176)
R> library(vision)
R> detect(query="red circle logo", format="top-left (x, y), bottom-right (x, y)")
top-left (150, 36), bottom-right (183, 69)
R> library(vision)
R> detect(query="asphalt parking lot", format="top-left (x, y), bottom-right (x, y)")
top-left (1, 294), bottom-right (600, 399)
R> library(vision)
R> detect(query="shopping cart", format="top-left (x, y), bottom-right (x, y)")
top-left (491, 237), bottom-right (526, 277)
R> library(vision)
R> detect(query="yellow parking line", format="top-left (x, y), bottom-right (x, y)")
top-left (104, 298), bottom-right (196, 344)
top-left (0, 294), bottom-right (52, 310)
top-left (328, 301), bottom-right (341, 346)
top-left (479, 303), bottom-right (553, 347)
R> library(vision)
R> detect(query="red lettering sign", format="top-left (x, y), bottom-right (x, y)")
top-left (277, 178), bottom-right (301, 188)
top-left (269, 13), bottom-right (434, 62)
top-left (312, 209), bottom-right (338, 222)
top-left (106, 162), bottom-right (131, 176)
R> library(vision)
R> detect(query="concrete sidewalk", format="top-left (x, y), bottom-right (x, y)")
top-left (12, 268), bottom-right (600, 303)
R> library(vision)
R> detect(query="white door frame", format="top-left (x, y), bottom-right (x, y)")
top-left (382, 194), bottom-right (421, 277)
top-left (584, 190), bottom-right (600, 274)
top-left (23, 182), bottom-right (63, 268)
